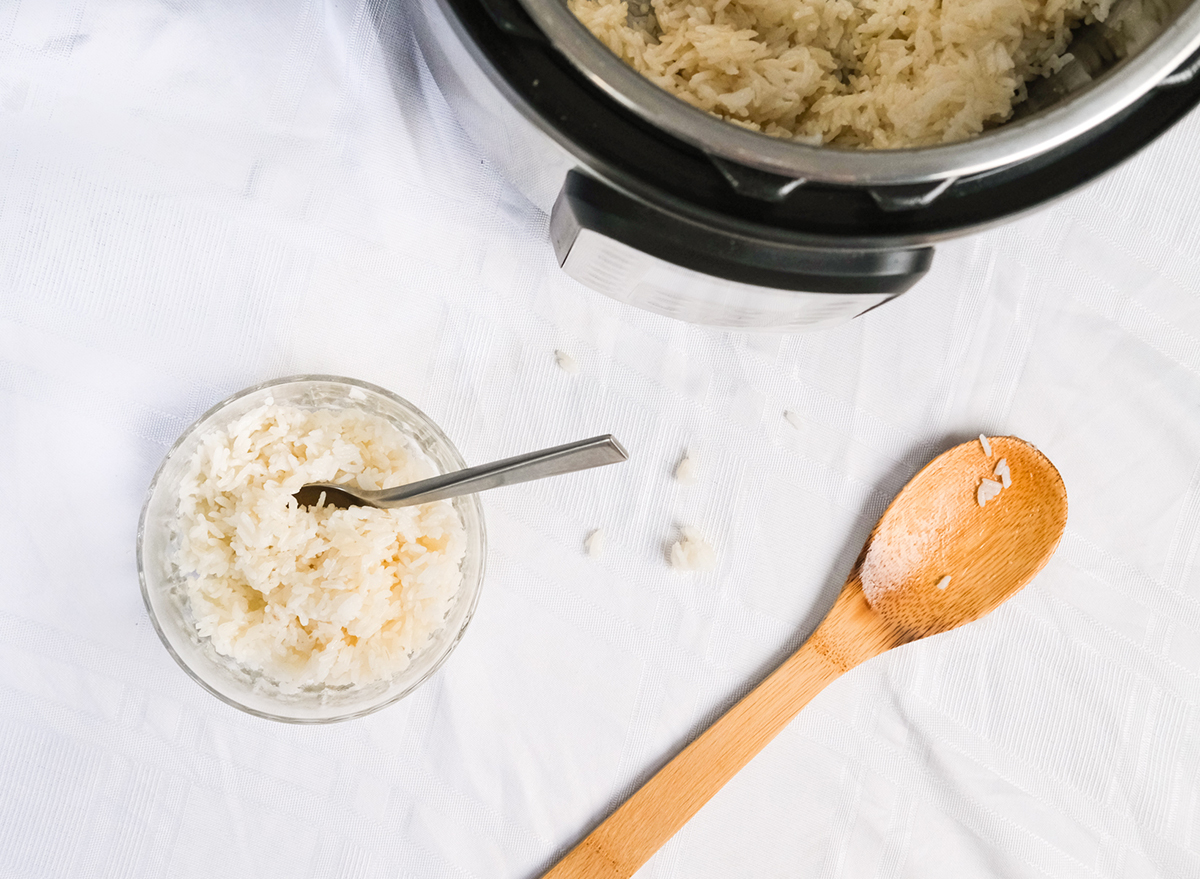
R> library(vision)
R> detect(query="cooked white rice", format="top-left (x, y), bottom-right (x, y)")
top-left (675, 449), bottom-right (699, 485)
top-left (176, 402), bottom-right (467, 692)
top-left (586, 528), bottom-right (607, 556)
top-left (976, 476), bottom-right (1003, 506)
top-left (671, 525), bottom-right (717, 570)
top-left (555, 349), bottom-right (580, 374)
top-left (570, 0), bottom-right (1111, 147)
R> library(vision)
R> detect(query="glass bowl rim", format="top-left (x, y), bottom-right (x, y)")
top-left (135, 374), bottom-right (487, 723)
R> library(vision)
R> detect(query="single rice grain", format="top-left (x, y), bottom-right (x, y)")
top-left (586, 528), bottom-right (606, 557)
top-left (976, 477), bottom-right (1003, 506)
top-left (675, 450), bottom-right (699, 485)
top-left (555, 349), bottom-right (580, 374)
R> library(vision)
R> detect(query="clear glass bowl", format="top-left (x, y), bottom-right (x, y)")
top-left (136, 375), bottom-right (487, 723)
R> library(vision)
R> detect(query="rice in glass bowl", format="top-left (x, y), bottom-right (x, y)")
top-left (137, 375), bottom-right (486, 723)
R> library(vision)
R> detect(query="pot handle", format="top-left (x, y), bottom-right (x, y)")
top-left (1159, 46), bottom-right (1200, 89)
top-left (549, 171), bottom-right (932, 331)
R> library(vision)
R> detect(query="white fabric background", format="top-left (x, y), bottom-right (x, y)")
top-left (2, 1), bottom-right (1200, 876)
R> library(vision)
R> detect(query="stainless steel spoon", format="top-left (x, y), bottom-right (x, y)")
top-left (293, 434), bottom-right (629, 510)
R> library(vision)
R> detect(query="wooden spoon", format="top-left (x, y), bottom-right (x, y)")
top-left (542, 435), bottom-right (1067, 879)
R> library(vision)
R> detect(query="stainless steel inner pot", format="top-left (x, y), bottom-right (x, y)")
top-left (401, 0), bottom-right (1200, 330)
top-left (517, 0), bottom-right (1200, 185)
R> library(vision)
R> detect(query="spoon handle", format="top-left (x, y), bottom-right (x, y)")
top-left (370, 435), bottom-right (628, 507)
top-left (541, 582), bottom-right (904, 879)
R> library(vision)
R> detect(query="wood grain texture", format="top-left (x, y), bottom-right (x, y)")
top-left (857, 436), bottom-right (1069, 639)
top-left (542, 581), bottom-right (905, 879)
top-left (541, 436), bottom-right (1067, 879)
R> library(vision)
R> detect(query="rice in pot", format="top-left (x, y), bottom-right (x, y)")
top-left (175, 402), bottom-right (467, 692)
top-left (570, 0), bottom-right (1113, 147)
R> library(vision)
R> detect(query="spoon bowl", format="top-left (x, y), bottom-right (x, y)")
top-left (542, 435), bottom-right (1067, 879)
top-left (859, 435), bottom-right (1069, 640)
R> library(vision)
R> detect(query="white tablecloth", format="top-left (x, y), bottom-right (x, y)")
top-left (3, 2), bottom-right (1200, 877)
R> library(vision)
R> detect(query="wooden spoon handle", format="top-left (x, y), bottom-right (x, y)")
top-left (541, 582), bottom-right (903, 879)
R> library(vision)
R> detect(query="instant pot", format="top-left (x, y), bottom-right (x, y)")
top-left (403, 0), bottom-right (1200, 330)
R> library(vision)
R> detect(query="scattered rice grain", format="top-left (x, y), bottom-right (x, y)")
top-left (675, 450), bottom-right (699, 485)
top-left (994, 458), bottom-right (1011, 488)
top-left (670, 526), bottom-right (716, 571)
top-left (979, 434), bottom-right (993, 457)
top-left (586, 529), bottom-right (606, 557)
top-left (976, 477), bottom-right (1003, 506)
top-left (555, 349), bottom-right (580, 374)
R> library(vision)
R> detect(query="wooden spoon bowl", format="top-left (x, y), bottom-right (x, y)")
top-left (543, 436), bottom-right (1067, 879)
top-left (860, 435), bottom-right (1069, 640)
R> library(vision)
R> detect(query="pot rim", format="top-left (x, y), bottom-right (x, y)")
top-left (519, 0), bottom-right (1200, 185)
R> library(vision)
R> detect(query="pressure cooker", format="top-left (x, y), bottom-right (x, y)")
top-left (399, 0), bottom-right (1200, 330)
